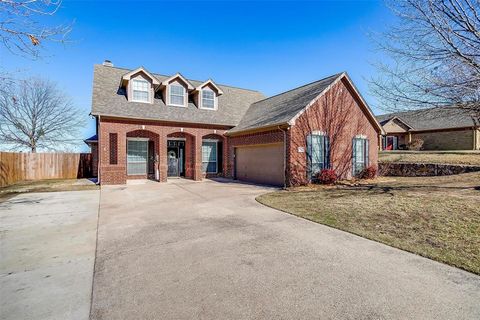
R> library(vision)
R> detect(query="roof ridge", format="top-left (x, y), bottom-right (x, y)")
top-left (250, 72), bottom-right (344, 106)
top-left (377, 105), bottom-right (463, 117)
top-left (95, 64), bottom-right (263, 94)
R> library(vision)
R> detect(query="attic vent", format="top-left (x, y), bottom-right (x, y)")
top-left (103, 60), bottom-right (113, 67)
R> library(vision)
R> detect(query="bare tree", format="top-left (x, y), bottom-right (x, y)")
top-left (0, 78), bottom-right (86, 152)
top-left (369, 0), bottom-right (480, 122)
top-left (0, 0), bottom-right (72, 58)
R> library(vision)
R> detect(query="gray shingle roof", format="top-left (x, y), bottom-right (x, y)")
top-left (376, 107), bottom-right (476, 131)
top-left (228, 73), bottom-right (343, 133)
top-left (91, 65), bottom-right (265, 127)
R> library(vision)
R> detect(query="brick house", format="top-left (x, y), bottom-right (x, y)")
top-left (377, 107), bottom-right (480, 150)
top-left (86, 61), bottom-right (383, 186)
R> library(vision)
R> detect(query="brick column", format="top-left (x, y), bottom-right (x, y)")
top-left (193, 135), bottom-right (203, 181)
top-left (159, 133), bottom-right (168, 182)
top-left (222, 137), bottom-right (228, 177)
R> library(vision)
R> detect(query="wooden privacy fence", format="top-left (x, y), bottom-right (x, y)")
top-left (0, 152), bottom-right (93, 187)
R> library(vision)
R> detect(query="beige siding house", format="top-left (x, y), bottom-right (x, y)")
top-left (377, 107), bottom-right (480, 151)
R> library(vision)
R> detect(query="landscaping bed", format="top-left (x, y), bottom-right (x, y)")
top-left (257, 172), bottom-right (480, 274)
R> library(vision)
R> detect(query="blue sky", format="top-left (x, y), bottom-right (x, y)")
top-left (2, 0), bottom-right (394, 151)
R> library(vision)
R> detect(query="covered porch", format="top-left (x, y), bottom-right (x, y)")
top-left (124, 130), bottom-right (227, 183)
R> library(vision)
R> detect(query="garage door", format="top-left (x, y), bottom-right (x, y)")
top-left (235, 143), bottom-right (284, 186)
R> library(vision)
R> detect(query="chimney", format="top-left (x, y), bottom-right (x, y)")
top-left (103, 60), bottom-right (113, 67)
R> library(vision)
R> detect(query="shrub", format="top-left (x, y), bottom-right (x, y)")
top-left (316, 169), bottom-right (338, 184)
top-left (407, 138), bottom-right (424, 151)
top-left (358, 165), bottom-right (377, 179)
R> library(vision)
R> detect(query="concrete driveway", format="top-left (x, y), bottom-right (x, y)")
top-left (91, 179), bottom-right (480, 320)
top-left (0, 190), bottom-right (100, 320)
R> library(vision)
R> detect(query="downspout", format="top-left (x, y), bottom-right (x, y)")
top-left (278, 125), bottom-right (288, 189)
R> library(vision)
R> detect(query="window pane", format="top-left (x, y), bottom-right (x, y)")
top-left (353, 138), bottom-right (366, 175)
top-left (170, 95), bottom-right (184, 105)
top-left (355, 140), bottom-right (364, 163)
top-left (171, 85), bottom-right (184, 95)
top-left (202, 97), bottom-right (215, 109)
top-left (202, 90), bottom-right (214, 99)
top-left (133, 79), bottom-right (149, 90)
top-left (132, 80), bottom-right (149, 102)
top-left (133, 90), bottom-right (149, 102)
top-left (127, 140), bottom-right (148, 175)
top-left (310, 135), bottom-right (324, 175)
top-left (206, 162), bottom-right (216, 172)
top-left (202, 141), bottom-right (217, 173)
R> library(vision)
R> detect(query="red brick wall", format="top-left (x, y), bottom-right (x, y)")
top-left (97, 78), bottom-right (379, 186)
top-left (98, 117), bottom-right (229, 185)
top-left (288, 78), bottom-right (380, 185)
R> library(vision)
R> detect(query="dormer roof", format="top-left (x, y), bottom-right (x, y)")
top-left (160, 73), bottom-right (195, 90)
top-left (120, 67), bottom-right (160, 87)
top-left (194, 79), bottom-right (224, 96)
top-left (91, 64), bottom-right (265, 127)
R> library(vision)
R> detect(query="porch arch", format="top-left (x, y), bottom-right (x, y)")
top-left (166, 131), bottom-right (197, 179)
top-left (125, 129), bottom-right (160, 180)
top-left (201, 133), bottom-right (227, 177)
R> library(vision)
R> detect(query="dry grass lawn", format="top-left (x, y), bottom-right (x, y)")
top-left (379, 151), bottom-right (480, 166)
top-left (257, 172), bottom-right (480, 274)
top-left (0, 178), bottom-right (99, 202)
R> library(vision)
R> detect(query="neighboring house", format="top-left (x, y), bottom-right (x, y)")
top-left (377, 107), bottom-right (480, 151)
top-left (86, 60), bottom-right (383, 186)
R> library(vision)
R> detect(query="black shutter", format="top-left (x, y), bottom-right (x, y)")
top-left (324, 136), bottom-right (330, 169)
top-left (148, 140), bottom-right (154, 174)
top-left (352, 138), bottom-right (357, 176)
top-left (306, 135), bottom-right (312, 179)
top-left (365, 139), bottom-right (369, 167)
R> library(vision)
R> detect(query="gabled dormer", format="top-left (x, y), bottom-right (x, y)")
top-left (159, 73), bottom-right (195, 108)
top-left (121, 67), bottom-right (160, 104)
top-left (193, 80), bottom-right (224, 111)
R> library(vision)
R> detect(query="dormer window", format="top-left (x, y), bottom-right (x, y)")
top-left (169, 84), bottom-right (186, 107)
top-left (121, 67), bottom-right (159, 104)
top-left (202, 89), bottom-right (215, 109)
top-left (132, 79), bottom-right (150, 102)
top-left (195, 80), bottom-right (223, 111)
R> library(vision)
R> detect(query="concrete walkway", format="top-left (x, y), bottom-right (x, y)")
top-left (0, 190), bottom-right (100, 320)
top-left (91, 179), bottom-right (480, 320)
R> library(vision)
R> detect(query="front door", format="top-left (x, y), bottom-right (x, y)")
top-left (167, 148), bottom-right (179, 177)
top-left (167, 140), bottom-right (185, 177)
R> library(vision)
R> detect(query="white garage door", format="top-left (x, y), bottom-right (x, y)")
top-left (235, 143), bottom-right (284, 186)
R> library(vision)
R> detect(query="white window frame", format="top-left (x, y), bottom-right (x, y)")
top-left (131, 79), bottom-right (150, 103)
top-left (126, 138), bottom-right (149, 176)
top-left (352, 137), bottom-right (369, 176)
top-left (168, 84), bottom-right (187, 107)
top-left (202, 139), bottom-right (218, 174)
top-left (307, 132), bottom-right (330, 179)
top-left (200, 88), bottom-right (216, 110)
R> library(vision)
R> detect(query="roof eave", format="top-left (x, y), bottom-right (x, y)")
top-left (91, 112), bottom-right (236, 128)
top-left (225, 123), bottom-right (290, 136)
